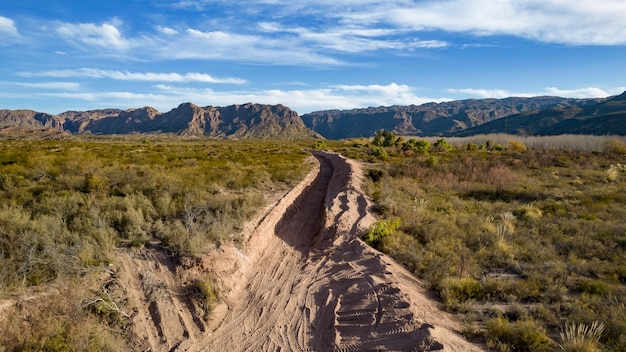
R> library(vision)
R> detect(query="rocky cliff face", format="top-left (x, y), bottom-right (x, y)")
top-left (453, 91), bottom-right (626, 136)
top-left (301, 96), bottom-right (604, 138)
top-left (0, 109), bottom-right (63, 130)
top-left (0, 104), bottom-right (319, 140)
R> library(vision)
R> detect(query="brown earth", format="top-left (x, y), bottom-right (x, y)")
top-left (1, 151), bottom-right (485, 351)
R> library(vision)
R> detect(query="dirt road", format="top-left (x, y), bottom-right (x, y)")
top-left (175, 152), bottom-right (484, 351)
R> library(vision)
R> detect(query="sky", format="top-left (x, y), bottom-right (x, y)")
top-left (1, 0), bottom-right (625, 115)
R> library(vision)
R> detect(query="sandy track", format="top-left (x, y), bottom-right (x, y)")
top-left (176, 152), bottom-right (484, 352)
top-left (0, 152), bottom-right (483, 351)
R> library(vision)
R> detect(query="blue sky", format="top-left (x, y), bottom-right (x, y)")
top-left (1, 0), bottom-right (625, 115)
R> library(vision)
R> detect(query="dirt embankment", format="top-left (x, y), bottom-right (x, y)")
top-left (168, 151), bottom-right (484, 351)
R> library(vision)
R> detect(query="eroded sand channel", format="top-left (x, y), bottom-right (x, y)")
top-left (178, 152), bottom-right (483, 352)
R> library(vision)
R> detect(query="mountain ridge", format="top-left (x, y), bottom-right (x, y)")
top-left (452, 91), bottom-right (626, 136)
top-left (300, 96), bottom-right (607, 139)
top-left (2, 92), bottom-right (626, 139)
top-left (0, 103), bottom-right (319, 140)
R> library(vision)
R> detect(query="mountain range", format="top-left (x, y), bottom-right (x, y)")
top-left (2, 92), bottom-right (625, 139)
top-left (0, 103), bottom-right (318, 140)
top-left (451, 91), bottom-right (626, 136)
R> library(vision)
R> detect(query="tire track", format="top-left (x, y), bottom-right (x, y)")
top-left (178, 152), bottom-right (484, 352)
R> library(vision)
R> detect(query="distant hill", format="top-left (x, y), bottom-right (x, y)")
top-left (452, 91), bottom-right (626, 136)
top-left (301, 96), bottom-right (604, 139)
top-left (3, 92), bottom-right (625, 139)
top-left (0, 103), bottom-right (320, 140)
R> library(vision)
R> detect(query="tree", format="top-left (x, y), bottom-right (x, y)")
top-left (402, 139), bottom-right (430, 154)
top-left (433, 138), bottom-right (454, 152)
top-left (372, 130), bottom-right (398, 147)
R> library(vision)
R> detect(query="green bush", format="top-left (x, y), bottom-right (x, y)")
top-left (369, 146), bottom-right (389, 159)
top-left (485, 315), bottom-right (554, 352)
top-left (439, 277), bottom-right (483, 306)
top-left (403, 139), bottom-right (430, 154)
top-left (575, 279), bottom-right (611, 296)
top-left (433, 138), bottom-right (454, 152)
top-left (424, 155), bottom-right (438, 168)
top-left (312, 140), bottom-right (327, 150)
top-left (363, 217), bottom-right (401, 248)
top-left (508, 140), bottom-right (527, 152)
top-left (372, 130), bottom-right (398, 147)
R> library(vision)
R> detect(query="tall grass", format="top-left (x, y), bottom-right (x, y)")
top-left (560, 321), bottom-right (605, 352)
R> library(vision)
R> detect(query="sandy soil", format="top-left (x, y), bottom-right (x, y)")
top-left (1, 151), bottom-right (485, 351)
top-left (172, 151), bottom-right (484, 351)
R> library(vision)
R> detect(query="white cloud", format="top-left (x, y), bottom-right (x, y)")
top-left (31, 82), bottom-right (444, 114)
top-left (156, 26), bottom-right (179, 35)
top-left (255, 22), bottom-right (448, 53)
top-left (175, 0), bottom-right (626, 46)
top-left (0, 16), bottom-right (18, 37)
top-left (543, 86), bottom-right (626, 98)
top-left (57, 20), bottom-right (129, 50)
top-left (447, 88), bottom-right (514, 99)
top-left (150, 82), bottom-right (447, 113)
top-left (382, 0), bottom-right (626, 45)
top-left (12, 82), bottom-right (80, 90)
top-left (448, 86), bottom-right (626, 99)
top-left (152, 27), bottom-right (342, 66)
top-left (21, 68), bottom-right (247, 84)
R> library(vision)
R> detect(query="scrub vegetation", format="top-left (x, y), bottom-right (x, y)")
top-left (332, 132), bottom-right (626, 351)
top-left (0, 136), bottom-right (311, 351)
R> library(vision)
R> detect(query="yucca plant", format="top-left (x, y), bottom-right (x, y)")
top-left (559, 321), bottom-right (605, 352)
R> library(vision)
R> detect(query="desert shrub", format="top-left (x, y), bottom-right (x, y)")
top-left (312, 140), bottom-right (327, 150)
top-left (508, 140), bottom-right (527, 152)
top-left (0, 286), bottom-right (129, 352)
top-left (363, 217), bottom-right (401, 248)
top-left (403, 138), bottom-right (430, 154)
top-left (369, 146), bottom-right (388, 159)
top-left (439, 277), bottom-right (483, 307)
top-left (515, 204), bottom-right (543, 221)
top-left (603, 138), bottom-right (626, 155)
top-left (575, 279), bottom-right (611, 296)
top-left (433, 138), bottom-right (454, 152)
top-left (493, 144), bottom-right (505, 152)
top-left (560, 321), bottom-right (605, 352)
top-left (367, 169), bottom-right (384, 182)
top-left (487, 165), bottom-right (515, 193)
top-left (196, 276), bottom-right (219, 321)
top-left (378, 231), bottom-right (421, 271)
top-left (424, 155), bottom-right (438, 168)
top-left (467, 142), bottom-right (479, 151)
top-left (485, 315), bottom-right (554, 352)
top-left (372, 130), bottom-right (398, 147)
